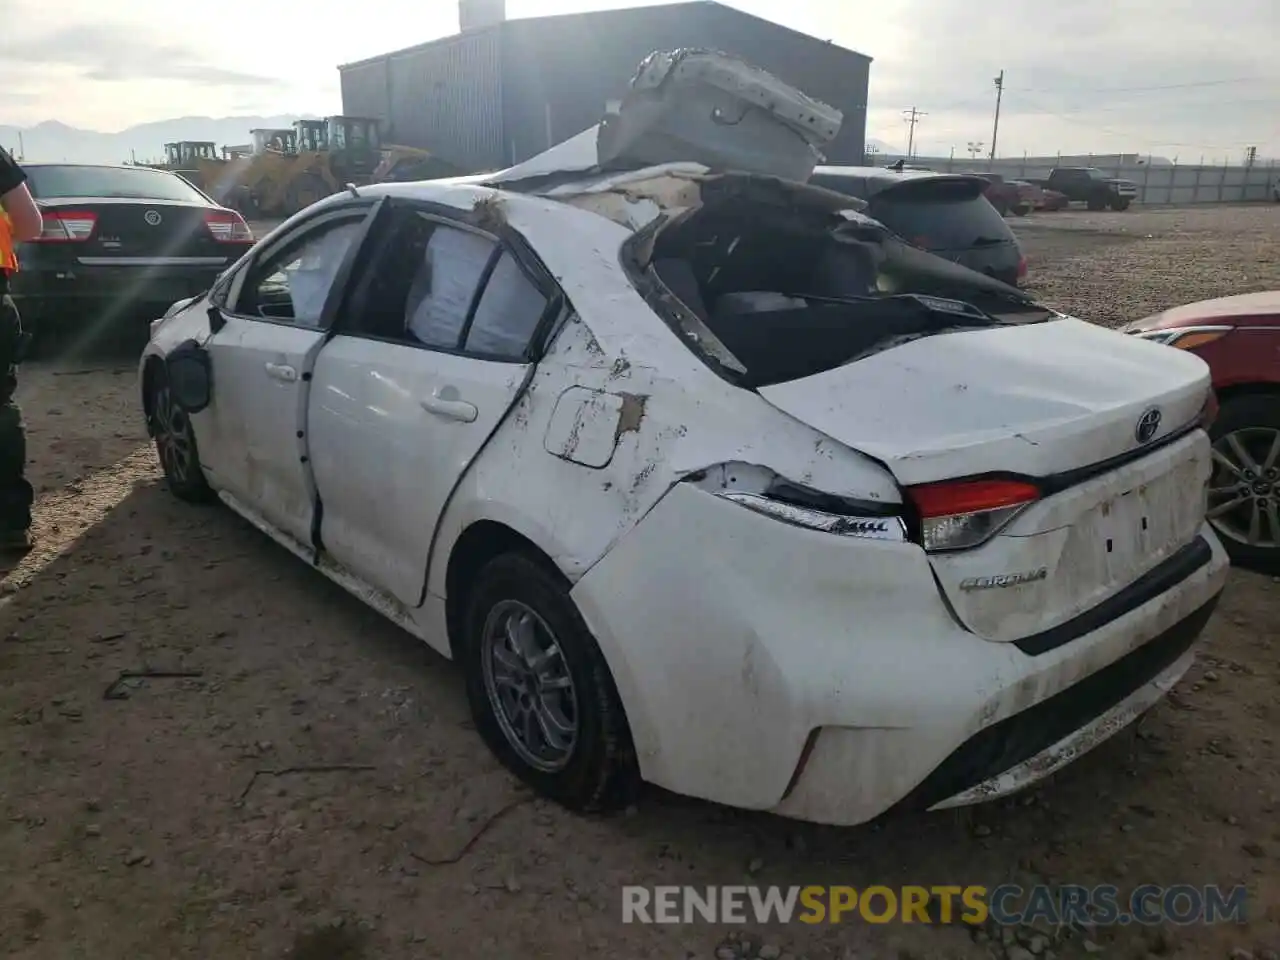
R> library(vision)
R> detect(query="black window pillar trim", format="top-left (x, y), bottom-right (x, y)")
top-left (456, 246), bottom-right (505, 350)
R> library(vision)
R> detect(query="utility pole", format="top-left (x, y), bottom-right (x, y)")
top-left (16, 132), bottom-right (24, 161)
top-left (902, 107), bottom-right (926, 159)
top-left (989, 70), bottom-right (1004, 161)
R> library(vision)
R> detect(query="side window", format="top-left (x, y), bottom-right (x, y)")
top-left (403, 224), bottom-right (496, 348)
top-left (463, 252), bottom-right (551, 359)
top-left (234, 218), bottom-right (363, 326)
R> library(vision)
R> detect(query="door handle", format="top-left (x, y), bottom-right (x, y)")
top-left (264, 362), bottom-right (298, 382)
top-left (419, 391), bottom-right (477, 423)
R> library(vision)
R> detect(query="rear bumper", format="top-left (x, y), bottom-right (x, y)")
top-left (571, 475), bottom-right (1230, 826)
top-left (907, 590), bottom-right (1215, 810)
top-left (8, 250), bottom-right (245, 327)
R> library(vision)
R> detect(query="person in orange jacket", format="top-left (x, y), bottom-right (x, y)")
top-left (0, 145), bottom-right (43, 553)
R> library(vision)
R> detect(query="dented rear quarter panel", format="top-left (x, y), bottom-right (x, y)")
top-left (425, 303), bottom-right (904, 599)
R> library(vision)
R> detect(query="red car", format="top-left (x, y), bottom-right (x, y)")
top-left (965, 172), bottom-right (1030, 216)
top-left (1122, 292), bottom-right (1280, 566)
top-left (1010, 180), bottom-right (1069, 212)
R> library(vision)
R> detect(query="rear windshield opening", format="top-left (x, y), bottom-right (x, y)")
top-left (866, 181), bottom-right (1014, 254)
top-left (640, 200), bottom-right (1051, 388)
top-left (26, 165), bottom-right (209, 203)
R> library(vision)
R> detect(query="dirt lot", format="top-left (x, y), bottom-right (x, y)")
top-left (1, 204), bottom-right (1278, 960)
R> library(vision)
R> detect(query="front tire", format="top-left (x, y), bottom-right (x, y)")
top-left (1207, 394), bottom-right (1280, 568)
top-left (149, 368), bottom-right (215, 503)
top-left (462, 552), bottom-right (639, 812)
top-left (1111, 198), bottom-right (1131, 211)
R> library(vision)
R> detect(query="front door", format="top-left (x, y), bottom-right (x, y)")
top-left (307, 209), bottom-right (559, 607)
top-left (200, 207), bottom-right (372, 548)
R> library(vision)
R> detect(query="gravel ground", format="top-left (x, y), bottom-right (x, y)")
top-left (1016, 204), bottom-right (1280, 328)
top-left (1, 204), bottom-right (1278, 960)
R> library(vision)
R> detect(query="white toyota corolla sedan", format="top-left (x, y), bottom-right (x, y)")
top-left (139, 52), bottom-right (1228, 825)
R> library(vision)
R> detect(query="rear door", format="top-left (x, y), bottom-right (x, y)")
top-left (199, 200), bottom-right (383, 549)
top-left (866, 179), bottom-right (1024, 285)
top-left (307, 203), bottom-right (561, 607)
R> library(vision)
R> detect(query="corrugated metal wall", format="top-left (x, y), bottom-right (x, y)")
top-left (339, 1), bottom-right (870, 173)
top-left (499, 2), bottom-right (869, 167)
top-left (341, 30), bottom-right (506, 171)
top-left (339, 59), bottom-right (391, 126)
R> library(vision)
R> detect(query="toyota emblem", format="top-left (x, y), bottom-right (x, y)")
top-left (144, 210), bottom-right (162, 226)
top-left (1135, 407), bottom-right (1162, 444)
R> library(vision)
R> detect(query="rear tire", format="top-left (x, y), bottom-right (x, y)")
top-left (462, 552), bottom-right (640, 812)
top-left (1207, 394), bottom-right (1280, 569)
top-left (148, 366), bottom-right (215, 504)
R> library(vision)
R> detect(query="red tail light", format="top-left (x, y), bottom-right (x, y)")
top-left (909, 479), bottom-right (1040, 518)
top-left (204, 210), bottom-right (254, 243)
top-left (1017, 255), bottom-right (1028, 279)
top-left (906, 478), bottom-right (1041, 552)
top-left (33, 210), bottom-right (97, 242)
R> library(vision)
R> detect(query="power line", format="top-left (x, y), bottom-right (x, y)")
top-left (1010, 92), bottom-right (1256, 151)
top-left (1020, 95), bottom-right (1280, 117)
top-left (1008, 76), bottom-right (1262, 96)
top-left (901, 106), bottom-right (926, 157)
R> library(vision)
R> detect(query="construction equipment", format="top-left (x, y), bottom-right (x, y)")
top-left (134, 141), bottom-right (222, 193)
top-left (218, 118), bottom-right (387, 219)
top-left (163, 141), bottom-right (219, 167)
top-left (372, 144), bottom-right (466, 183)
top-left (279, 116), bottom-right (384, 215)
top-left (137, 118), bottom-right (462, 220)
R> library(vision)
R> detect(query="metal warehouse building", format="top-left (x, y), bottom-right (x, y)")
top-left (338, 0), bottom-right (871, 173)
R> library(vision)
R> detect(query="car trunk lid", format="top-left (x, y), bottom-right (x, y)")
top-left (38, 198), bottom-right (229, 261)
top-left (755, 317), bottom-right (1213, 641)
top-left (756, 317), bottom-right (1209, 484)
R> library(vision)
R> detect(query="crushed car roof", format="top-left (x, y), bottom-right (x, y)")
top-left (475, 48), bottom-right (842, 192)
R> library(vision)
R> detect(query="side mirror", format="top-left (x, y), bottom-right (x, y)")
top-left (165, 340), bottom-right (213, 414)
top-left (207, 303), bottom-right (226, 335)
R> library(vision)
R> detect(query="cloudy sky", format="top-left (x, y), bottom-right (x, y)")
top-left (1, 0), bottom-right (1276, 160)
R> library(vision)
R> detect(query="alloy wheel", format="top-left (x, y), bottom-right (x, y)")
top-left (1208, 426), bottom-right (1280, 549)
top-left (153, 383), bottom-right (194, 484)
top-left (480, 600), bottom-right (579, 772)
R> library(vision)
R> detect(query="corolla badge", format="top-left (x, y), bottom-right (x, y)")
top-left (144, 210), bottom-right (163, 226)
top-left (959, 567), bottom-right (1048, 591)
top-left (1135, 407), bottom-right (1162, 444)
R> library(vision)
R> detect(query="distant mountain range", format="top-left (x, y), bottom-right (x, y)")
top-left (1, 116), bottom-right (319, 165)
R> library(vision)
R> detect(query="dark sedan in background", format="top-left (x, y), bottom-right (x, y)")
top-left (809, 166), bottom-right (1027, 287)
top-left (10, 164), bottom-right (255, 340)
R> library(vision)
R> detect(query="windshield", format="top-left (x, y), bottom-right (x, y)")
top-left (866, 182), bottom-right (1014, 251)
top-left (27, 165), bottom-right (208, 203)
top-left (1082, 167), bottom-right (1107, 180)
